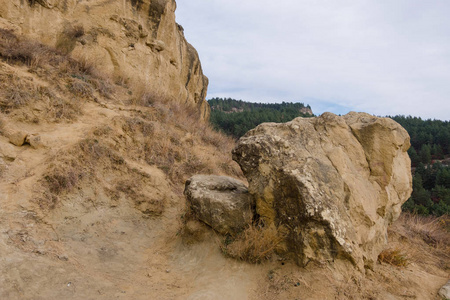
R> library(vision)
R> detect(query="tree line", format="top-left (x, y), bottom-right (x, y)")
top-left (208, 98), bottom-right (313, 138)
top-left (391, 116), bottom-right (450, 216)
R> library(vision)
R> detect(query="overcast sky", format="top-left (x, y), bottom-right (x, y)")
top-left (176, 1), bottom-right (450, 120)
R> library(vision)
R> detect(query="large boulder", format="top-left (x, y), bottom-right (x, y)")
top-left (184, 175), bottom-right (254, 235)
top-left (232, 112), bottom-right (412, 270)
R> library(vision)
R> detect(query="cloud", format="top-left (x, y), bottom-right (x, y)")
top-left (176, 0), bottom-right (450, 120)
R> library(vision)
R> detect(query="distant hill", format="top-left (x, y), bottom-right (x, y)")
top-left (208, 97), bottom-right (313, 138)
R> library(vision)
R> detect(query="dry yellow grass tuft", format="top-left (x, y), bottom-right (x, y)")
top-left (220, 223), bottom-right (286, 264)
top-left (378, 248), bottom-right (409, 267)
top-left (388, 212), bottom-right (450, 269)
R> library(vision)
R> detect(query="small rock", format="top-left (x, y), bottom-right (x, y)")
top-left (0, 142), bottom-right (17, 161)
top-left (184, 175), bottom-right (254, 235)
top-left (439, 280), bottom-right (450, 299)
top-left (58, 254), bottom-right (69, 261)
top-left (25, 134), bottom-right (45, 149)
top-left (8, 130), bottom-right (27, 146)
top-left (145, 39), bottom-right (165, 52)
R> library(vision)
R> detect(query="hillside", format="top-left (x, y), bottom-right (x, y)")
top-left (1, 3), bottom-right (449, 300)
top-left (208, 97), bottom-right (313, 138)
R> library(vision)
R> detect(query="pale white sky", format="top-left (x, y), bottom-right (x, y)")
top-left (176, 1), bottom-right (450, 120)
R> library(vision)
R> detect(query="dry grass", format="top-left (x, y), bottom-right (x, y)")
top-left (0, 72), bottom-right (41, 112)
top-left (388, 212), bottom-right (450, 269)
top-left (394, 213), bottom-right (450, 249)
top-left (38, 134), bottom-right (167, 216)
top-left (42, 138), bottom-right (124, 199)
top-left (0, 28), bottom-right (113, 102)
top-left (118, 85), bottom-right (242, 186)
top-left (377, 248), bottom-right (409, 267)
top-left (220, 223), bottom-right (286, 264)
top-left (0, 28), bottom-right (68, 69)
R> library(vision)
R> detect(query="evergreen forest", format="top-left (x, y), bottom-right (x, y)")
top-left (208, 98), bottom-right (313, 138)
top-left (391, 116), bottom-right (450, 216)
top-left (208, 99), bottom-right (450, 216)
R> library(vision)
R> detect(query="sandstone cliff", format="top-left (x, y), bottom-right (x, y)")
top-left (0, 0), bottom-right (210, 119)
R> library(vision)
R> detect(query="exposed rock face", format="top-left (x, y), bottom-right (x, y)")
top-left (0, 0), bottom-right (210, 120)
top-left (184, 175), bottom-right (254, 235)
top-left (232, 112), bottom-right (412, 270)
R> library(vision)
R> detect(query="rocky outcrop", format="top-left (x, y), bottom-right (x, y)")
top-left (184, 175), bottom-right (254, 235)
top-left (0, 0), bottom-right (210, 120)
top-left (232, 112), bottom-right (412, 270)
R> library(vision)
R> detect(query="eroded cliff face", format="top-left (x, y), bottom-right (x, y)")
top-left (0, 0), bottom-right (210, 119)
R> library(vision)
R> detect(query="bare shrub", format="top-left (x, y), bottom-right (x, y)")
top-left (122, 117), bottom-right (154, 136)
top-left (220, 223), bottom-right (286, 264)
top-left (46, 94), bottom-right (82, 121)
top-left (44, 163), bottom-right (82, 195)
top-left (0, 72), bottom-right (40, 112)
top-left (67, 78), bottom-right (94, 98)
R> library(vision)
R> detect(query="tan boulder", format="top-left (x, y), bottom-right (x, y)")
top-left (25, 134), bottom-right (45, 149)
top-left (8, 130), bottom-right (27, 146)
top-left (232, 112), bottom-right (412, 270)
top-left (184, 175), bottom-right (254, 235)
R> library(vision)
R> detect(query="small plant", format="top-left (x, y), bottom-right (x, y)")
top-left (0, 73), bottom-right (40, 112)
top-left (378, 248), bottom-right (409, 267)
top-left (220, 223), bottom-right (286, 264)
top-left (44, 163), bottom-right (83, 195)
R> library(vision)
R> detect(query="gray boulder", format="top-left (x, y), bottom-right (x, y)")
top-left (184, 175), bottom-right (254, 235)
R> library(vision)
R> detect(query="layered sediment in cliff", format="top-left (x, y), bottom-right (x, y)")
top-left (0, 0), bottom-right (210, 119)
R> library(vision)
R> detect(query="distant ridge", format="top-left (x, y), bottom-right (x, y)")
top-left (207, 97), bottom-right (313, 138)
